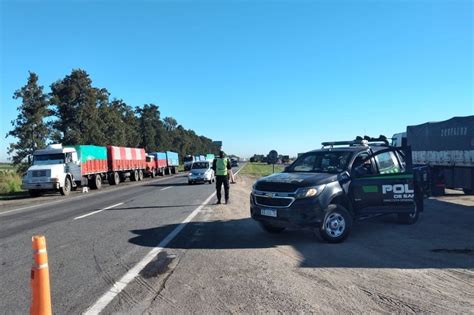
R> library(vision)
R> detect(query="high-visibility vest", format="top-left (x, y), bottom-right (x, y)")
top-left (216, 158), bottom-right (228, 176)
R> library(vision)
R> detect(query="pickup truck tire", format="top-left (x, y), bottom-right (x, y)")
top-left (463, 188), bottom-right (474, 195)
top-left (259, 222), bottom-right (285, 233)
top-left (91, 175), bottom-right (102, 190)
top-left (397, 205), bottom-right (420, 224)
top-left (319, 204), bottom-right (352, 243)
top-left (60, 177), bottom-right (71, 196)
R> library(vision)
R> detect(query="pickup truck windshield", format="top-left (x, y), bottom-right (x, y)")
top-left (288, 151), bottom-right (353, 173)
top-left (33, 153), bottom-right (65, 165)
top-left (192, 162), bottom-right (209, 169)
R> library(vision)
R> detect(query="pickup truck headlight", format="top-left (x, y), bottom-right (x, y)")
top-left (295, 185), bottom-right (325, 199)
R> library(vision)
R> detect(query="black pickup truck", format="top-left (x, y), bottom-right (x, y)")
top-left (250, 137), bottom-right (425, 243)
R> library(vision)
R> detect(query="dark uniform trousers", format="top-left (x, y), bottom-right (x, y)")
top-left (216, 175), bottom-right (229, 202)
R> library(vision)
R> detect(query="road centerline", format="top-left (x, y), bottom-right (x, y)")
top-left (160, 186), bottom-right (173, 191)
top-left (73, 202), bottom-right (124, 220)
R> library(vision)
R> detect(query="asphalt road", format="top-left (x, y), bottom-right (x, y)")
top-left (0, 167), bottom-right (242, 314)
top-left (2, 166), bottom-right (473, 314)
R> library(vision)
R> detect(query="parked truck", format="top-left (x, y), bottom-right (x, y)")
top-left (147, 152), bottom-right (168, 176)
top-left (393, 116), bottom-right (474, 196)
top-left (22, 144), bottom-right (147, 196)
top-left (206, 154), bottom-right (215, 163)
top-left (165, 151), bottom-right (180, 175)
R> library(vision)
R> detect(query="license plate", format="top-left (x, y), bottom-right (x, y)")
top-left (261, 209), bottom-right (277, 217)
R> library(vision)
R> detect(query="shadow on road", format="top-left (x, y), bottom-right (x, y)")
top-left (128, 199), bottom-right (474, 269)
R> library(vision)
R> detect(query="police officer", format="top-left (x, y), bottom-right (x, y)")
top-left (212, 151), bottom-right (232, 204)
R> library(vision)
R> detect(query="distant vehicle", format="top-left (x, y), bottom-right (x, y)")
top-left (165, 151), bottom-right (180, 175)
top-left (231, 159), bottom-right (239, 167)
top-left (184, 154), bottom-right (213, 170)
top-left (188, 161), bottom-right (215, 184)
top-left (146, 152), bottom-right (168, 177)
top-left (183, 155), bottom-right (195, 171)
top-left (22, 144), bottom-right (146, 197)
top-left (22, 144), bottom-right (181, 197)
top-left (250, 137), bottom-right (424, 243)
top-left (392, 116), bottom-right (474, 195)
top-left (206, 153), bottom-right (215, 163)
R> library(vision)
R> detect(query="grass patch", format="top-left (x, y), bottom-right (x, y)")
top-left (0, 170), bottom-right (23, 195)
top-left (239, 162), bottom-right (284, 178)
top-left (0, 163), bottom-right (15, 171)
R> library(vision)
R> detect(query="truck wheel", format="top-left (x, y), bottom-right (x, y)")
top-left (319, 204), bottom-right (352, 243)
top-left (131, 170), bottom-right (138, 181)
top-left (259, 222), bottom-right (285, 233)
top-left (138, 170), bottom-right (144, 181)
top-left (60, 177), bottom-right (72, 196)
top-left (463, 188), bottom-right (474, 195)
top-left (29, 190), bottom-right (42, 197)
top-left (110, 172), bottom-right (120, 185)
top-left (91, 175), bottom-right (102, 190)
top-left (151, 169), bottom-right (156, 178)
top-left (397, 204), bottom-right (420, 224)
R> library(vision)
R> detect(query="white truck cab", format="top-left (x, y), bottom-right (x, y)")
top-left (22, 144), bottom-right (80, 197)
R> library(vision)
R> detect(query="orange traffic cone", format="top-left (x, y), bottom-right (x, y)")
top-left (30, 235), bottom-right (52, 315)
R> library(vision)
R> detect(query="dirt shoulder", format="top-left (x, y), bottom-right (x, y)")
top-left (115, 175), bottom-right (474, 314)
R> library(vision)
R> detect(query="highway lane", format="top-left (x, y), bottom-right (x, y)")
top-left (0, 165), bottom-right (243, 314)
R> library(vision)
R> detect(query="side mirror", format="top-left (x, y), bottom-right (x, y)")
top-left (284, 166), bottom-right (290, 172)
top-left (339, 171), bottom-right (351, 182)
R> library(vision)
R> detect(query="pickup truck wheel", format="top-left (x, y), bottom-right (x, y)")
top-left (319, 204), bottom-right (352, 243)
top-left (397, 205), bottom-right (420, 224)
top-left (91, 175), bottom-right (102, 190)
top-left (60, 177), bottom-right (72, 196)
top-left (29, 190), bottom-right (42, 197)
top-left (259, 222), bottom-right (285, 233)
top-left (463, 188), bottom-right (474, 195)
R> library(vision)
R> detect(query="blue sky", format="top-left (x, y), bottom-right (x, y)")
top-left (1, 0), bottom-right (472, 161)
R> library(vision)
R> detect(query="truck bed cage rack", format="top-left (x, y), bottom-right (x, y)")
top-left (321, 136), bottom-right (389, 149)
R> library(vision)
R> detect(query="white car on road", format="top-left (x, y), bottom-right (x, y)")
top-left (188, 161), bottom-right (215, 184)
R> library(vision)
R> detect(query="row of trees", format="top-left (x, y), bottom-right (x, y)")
top-left (6, 69), bottom-right (220, 172)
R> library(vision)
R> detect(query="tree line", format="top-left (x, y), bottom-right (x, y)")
top-left (6, 69), bottom-right (221, 172)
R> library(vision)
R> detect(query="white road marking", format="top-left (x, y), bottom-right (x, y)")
top-left (73, 203), bottom-right (124, 220)
top-left (84, 192), bottom-right (216, 315)
top-left (160, 186), bottom-right (173, 191)
top-left (234, 164), bottom-right (244, 175)
top-left (0, 199), bottom-right (71, 216)
top-left (0, 174), bottom-right (182, 217)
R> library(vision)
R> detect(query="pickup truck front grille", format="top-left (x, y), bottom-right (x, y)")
top-left (255, 196), bottom-right (293, 207)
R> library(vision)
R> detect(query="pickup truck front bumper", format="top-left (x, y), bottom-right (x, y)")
top-left (250, 193), bottom-right (325, 228)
